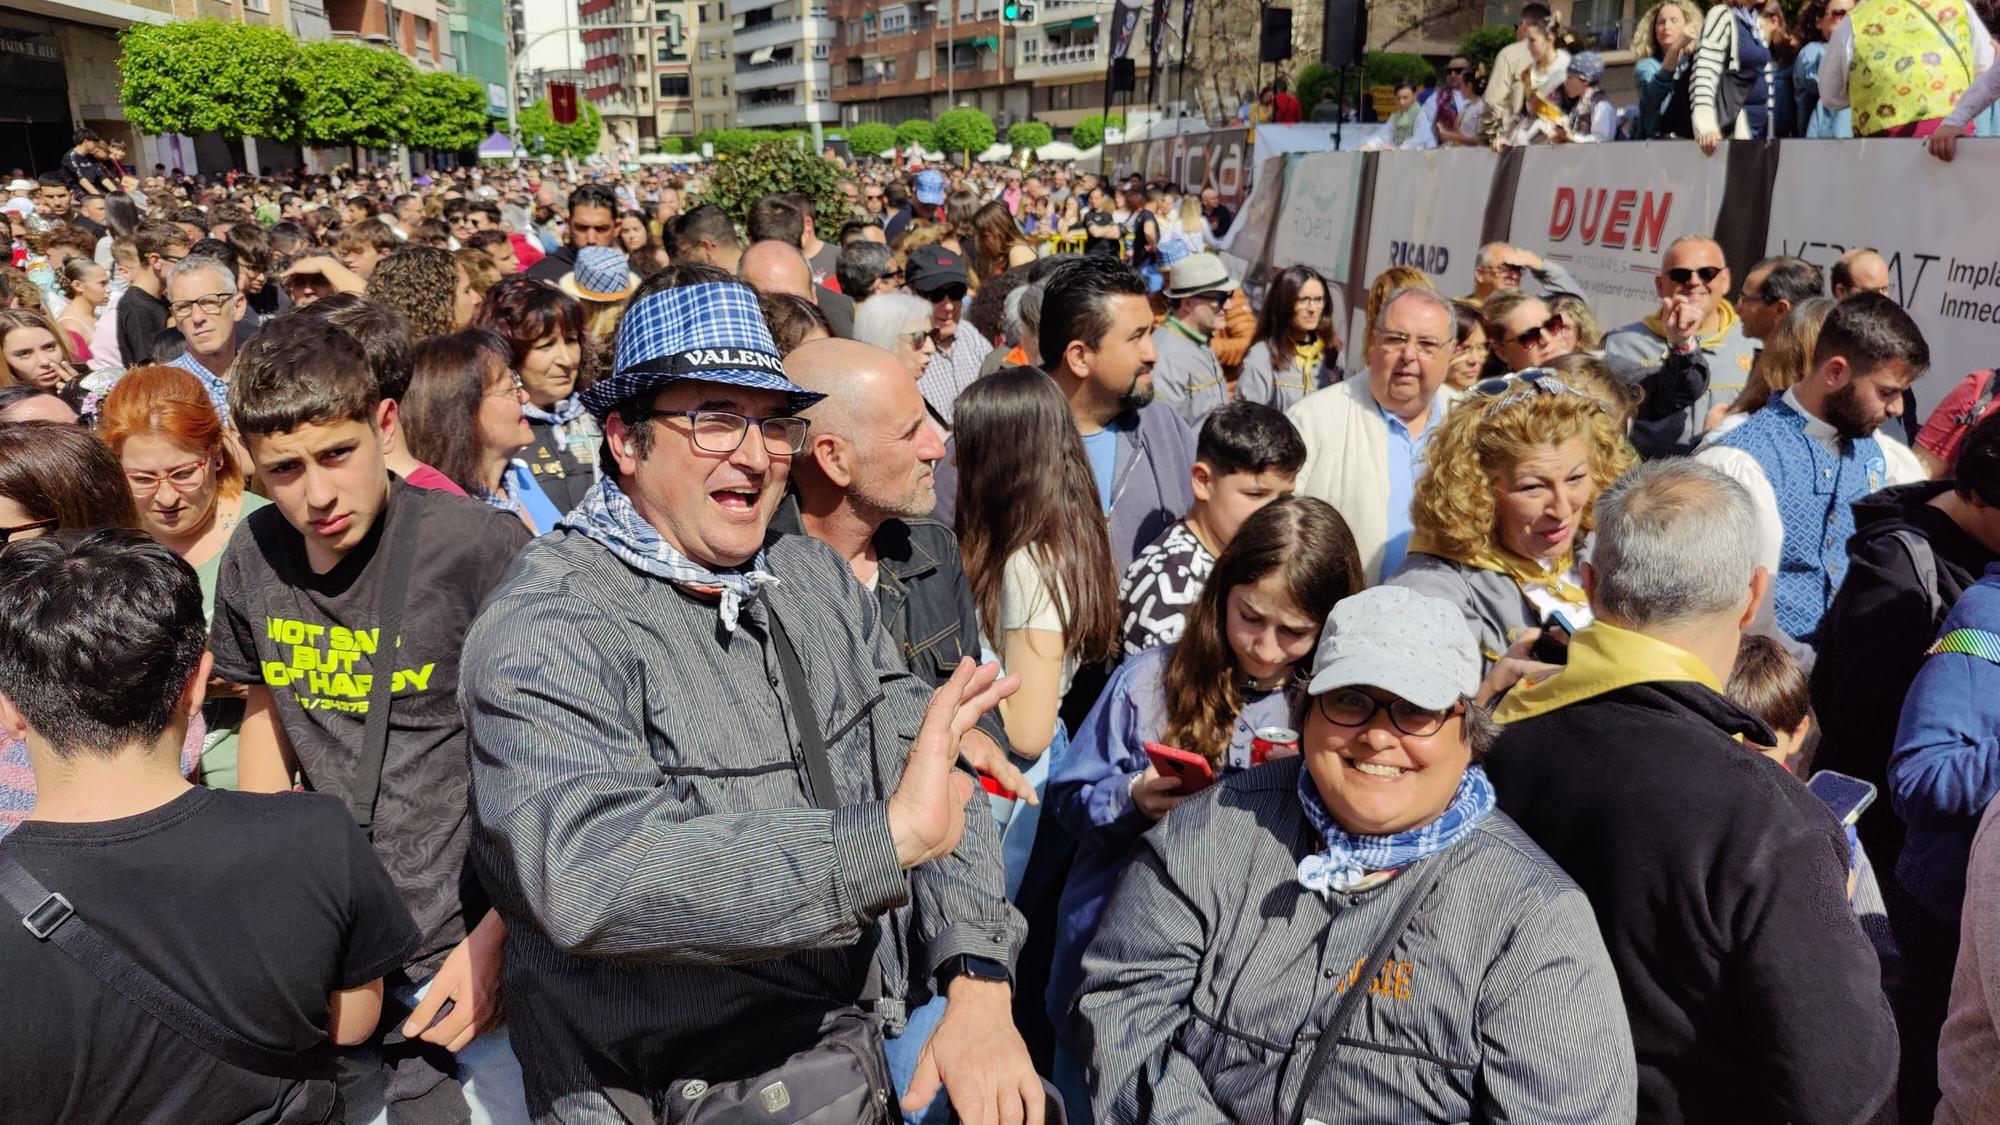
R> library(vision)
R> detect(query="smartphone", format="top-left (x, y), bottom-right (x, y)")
top-left (1145, 742), bottom-right (1216, 795)
top-left (1808, 770), bottom-right (1878, 827)
top-left (1529, 617), bottom-right (1575, 665)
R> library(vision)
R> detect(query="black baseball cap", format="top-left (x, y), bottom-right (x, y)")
top-left (906, 244), bottom-right (969, 295)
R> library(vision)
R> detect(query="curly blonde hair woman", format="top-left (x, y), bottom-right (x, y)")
top-left (1388, 372), bottom-right (1636, 671)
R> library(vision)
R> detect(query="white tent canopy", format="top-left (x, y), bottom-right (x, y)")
top-left (1036, 140), bottom-right (1082, 161)
top-left (976, 142), bottom-right (1014, 163)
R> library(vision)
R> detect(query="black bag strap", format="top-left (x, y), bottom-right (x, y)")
top-left (1956, 369), bottom-right (2000, 428)
top-left (348, 503), bottom-right (420, 837)
top-left (0, 851), bottom-right (336, 1082)
top-left (1287, 857), bottom-right (1446, 1125)
top-left (766, 606), bottom-right (841, 811)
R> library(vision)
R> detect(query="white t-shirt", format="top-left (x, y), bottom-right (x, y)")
top-left (994, 548), bottom-right (1081, 698)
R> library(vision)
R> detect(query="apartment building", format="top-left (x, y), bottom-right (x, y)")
top-left (327, 0), bottom-right (453, 68)
top-left (730, 0), bottom-right (838, 130)
top-left (826, 0), bottom-right (1028, 126)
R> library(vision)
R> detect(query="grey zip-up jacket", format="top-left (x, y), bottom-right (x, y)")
top-left (462, 528), bottom-right (1023, 1122)
top-left (1072, 758), bottom-right (1636, 1125)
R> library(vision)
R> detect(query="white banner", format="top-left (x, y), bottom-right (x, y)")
top-left (1363, 146), bottom-right (1496, 304)
top-left (1764, 139), bottom-right (2000, 406)
top-left (1270, 150), bottom-right (1366, 282)
top-left (1509, 141), bottom-right (1730, 333)
top-left (1251, 123), bottom-right (1365, 178)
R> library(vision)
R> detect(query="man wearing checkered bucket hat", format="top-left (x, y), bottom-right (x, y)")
top-left (460, 280), bottom-right (1050, 1123)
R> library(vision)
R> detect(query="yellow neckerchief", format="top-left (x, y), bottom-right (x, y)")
top-left (1494, 620), bottom-right (1725, 725)
top-left (1640, 298), bottom-right (1740, 351)
top-left (1293, 336), bottom-right (1326, 375)
top-left (1406, 530), bottom-right (1589, 608)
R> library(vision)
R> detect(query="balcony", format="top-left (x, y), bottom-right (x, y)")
top-left (734, 15), bottom-right (839, 54)
top-left (733, 58), bottom-right (831, 91)
top-left (736, 99), bottom-right (836, 128)
top-left (1018, 37), bottom-right (1100, 77)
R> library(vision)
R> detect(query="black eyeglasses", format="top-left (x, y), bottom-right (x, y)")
top-left (1738, 289), bottom-right (1770, 306)
top-left (645, 409), bottom-right (811, 455)
top-left (0, 516), bottom-right (58, 543)
top-left (1446, 65), bottom-right (1470, 73)
top-left (1510, 313), bottom-right (1566, 348)
top-left (1667, 265), bottom-right (1725, 285)
top-left (1317, 688), bottom-right (1462, 737)
top-left (925, 284), bottom-right (968, 304)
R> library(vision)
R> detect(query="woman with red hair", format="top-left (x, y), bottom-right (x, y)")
top-left (98, 365), bottom-right (268, 789)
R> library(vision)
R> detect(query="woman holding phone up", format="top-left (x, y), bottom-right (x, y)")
top-left (1043, 497), bottom-right (1363, 1118)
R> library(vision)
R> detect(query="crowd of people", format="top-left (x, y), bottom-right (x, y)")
top-left (1269, 0), bottom-right (2000, 152)
top-left (1, 90), bottom-right (2000, 1125)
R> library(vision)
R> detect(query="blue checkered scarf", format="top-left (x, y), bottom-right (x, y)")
top-left (559, 475), bottom-right (779, 633)
top-left (522, 393), bottom-right (589, 438)
top-left (1296, 763), bottom-right (1495, 896)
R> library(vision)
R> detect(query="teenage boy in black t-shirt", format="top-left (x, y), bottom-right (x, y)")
top-left (209, 314), bottom-right (533, 1122)
top-left (0, 530), bottom-right (418, 1125)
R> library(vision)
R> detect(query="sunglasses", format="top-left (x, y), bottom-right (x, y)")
top-left (1447, 65), bottom-right (1470, 73)
top-left (1469, 367), bottom-right (1596, 414)
top-left (1667, 265), bottom-right (1725, 285)
top-left (1510, 313), bottom-right (1566, 348)
top-left (925, 284), bottom-right (968, 304)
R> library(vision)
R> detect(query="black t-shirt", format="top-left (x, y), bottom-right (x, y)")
top-left (116, 286), bottom-right (169, 369)
top-left (1205, 203), bottom-right (1234, 238)
top-left (0, 788), bottom-right (417, 1125)
top-left (209, 478), bottom-right (529, 973)
top-left (1082, 210), bottom-right (1120, 257)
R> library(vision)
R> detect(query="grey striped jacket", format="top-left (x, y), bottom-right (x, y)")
top-left (1071, 758), bottom-right (1637, 1124)
top-left (461, 527), bottom-right (1023, 1123)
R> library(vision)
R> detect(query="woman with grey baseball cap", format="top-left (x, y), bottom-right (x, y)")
top-left (1071, 585), bottom-right (1635, 1123)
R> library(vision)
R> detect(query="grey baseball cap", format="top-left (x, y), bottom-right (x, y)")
top-left (1306, 587), bottom-right (1483, 711)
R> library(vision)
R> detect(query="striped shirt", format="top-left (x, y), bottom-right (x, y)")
top-left (462, 528), bottom-right (1022, 1122)
top-left (1072, 758), bottom-right (1636, 1124)
top-left (917, 330), bottom-right (995, 427)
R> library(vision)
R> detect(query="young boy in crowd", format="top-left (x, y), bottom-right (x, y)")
top-left (1121, 400), bottom-right (1305, 654)
top-left (208, 313), bottom-right (533, 1122)
top-left (0, 531), bottom-right (418, 1123)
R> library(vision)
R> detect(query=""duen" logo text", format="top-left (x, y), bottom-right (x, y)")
top-left (1548, 187), bottom-right (1673, 252)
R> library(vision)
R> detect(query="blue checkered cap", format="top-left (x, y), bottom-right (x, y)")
top-left (581, 281), bottom-right (826, 421)
top-left (915, 168), bottom-right (946, 204)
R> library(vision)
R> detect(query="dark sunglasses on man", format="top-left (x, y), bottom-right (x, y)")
top-left (925, 284), bottom-right (968, 304)
top-left (1666, 265), bottom-right (1724, 285)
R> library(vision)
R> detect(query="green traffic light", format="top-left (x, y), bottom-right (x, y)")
top-left (1003, 2), bottom-right (1019, 16)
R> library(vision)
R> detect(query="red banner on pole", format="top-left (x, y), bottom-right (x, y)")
top-left (549, 82), bottom-right (578, 125)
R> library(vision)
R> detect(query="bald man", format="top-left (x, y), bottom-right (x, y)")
top-left (739, 238), bottom-right (856, 338)
top-left (1833, 248), bottom-right (1891, 301)
top-left (772, 338), bottom-right (1029, 1112)
top-left (1603, 235), bottom-right (1759, 457)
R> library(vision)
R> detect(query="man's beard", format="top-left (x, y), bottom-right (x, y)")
top-left (1823, 381), bottom-right (1884, 439)
top-left (1117, 369), bottom-right (1155, 412)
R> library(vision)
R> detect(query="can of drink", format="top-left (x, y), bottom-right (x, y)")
top-left (1251, 726), bottom-right (1299, 766)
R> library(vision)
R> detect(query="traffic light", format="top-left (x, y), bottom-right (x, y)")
top-left (1002, 0), bottom-right (1037, 26)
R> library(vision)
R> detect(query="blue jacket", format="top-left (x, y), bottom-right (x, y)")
top-left (1889, 562), bottom-right (2000, 926)
top-left (1042, 645), bottom-right (1294, 1028)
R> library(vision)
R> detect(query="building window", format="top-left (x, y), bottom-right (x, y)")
top-left (722, 80), bottom-right (729, 93)
top-left (701, 77), bottom-right (714, 96)
top-left (661, 74), bottom-right (691, 96)
top-left (883, 57), bottom-right (898, 79)
top-left (700, 41), bottom-right (716, 59)
top-left (703, 113), bottom-right (717, 130)
top-left (812, 42), bottom-right (829, 59)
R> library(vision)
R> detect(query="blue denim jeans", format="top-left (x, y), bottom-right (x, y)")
top-left (351, 977), bottom-right (532, 1125)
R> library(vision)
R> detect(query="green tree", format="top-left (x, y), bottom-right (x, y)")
top-left (895, 118), bottom-right (937, 151)
top-left (294, 41), bottom-right (414, 150)
top-left (1294, 62), bottom-right (1339, 111)
top-left (659, 136), bottom-right (687, 155)
top-left (1006, 120), bottom-right (1053, 150)
top-left (1361, 51), bottom-right (1435, 90)
top-left (845, 122), bottom-right (897, 156)
top-left (1458, 26), bottom-right (1516, 83)
top-left (518, 97), bottom-right (604, 157)
top-left (936, 107), bottom-right (997, 156)
top-left (694, 139), bottom-right (850, 226)
top-left (1071, 113), bottom-right (1124, 150)
top-left (119, 20), bottom-right (299, 141)
top-left (399, 71), bottom-right (488, 153)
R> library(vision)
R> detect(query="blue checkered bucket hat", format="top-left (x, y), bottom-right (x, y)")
top-left (915, 168), bottom-right (946, 204)
top-left (580, 281), bottom-right (826, 420)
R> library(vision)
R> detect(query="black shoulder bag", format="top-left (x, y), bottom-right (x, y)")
top-left (346, 504), bottom-right (419, 838)
top-left (1286, 857), bottom-right (1446, 1125)
top-left (602, 607), bottom-right (896, 1125)
top-left (0, 852), bottom-right (338, 1085)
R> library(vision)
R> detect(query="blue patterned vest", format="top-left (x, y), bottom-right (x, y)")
top-left (1713, 398), bottom-right (1886, 641)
